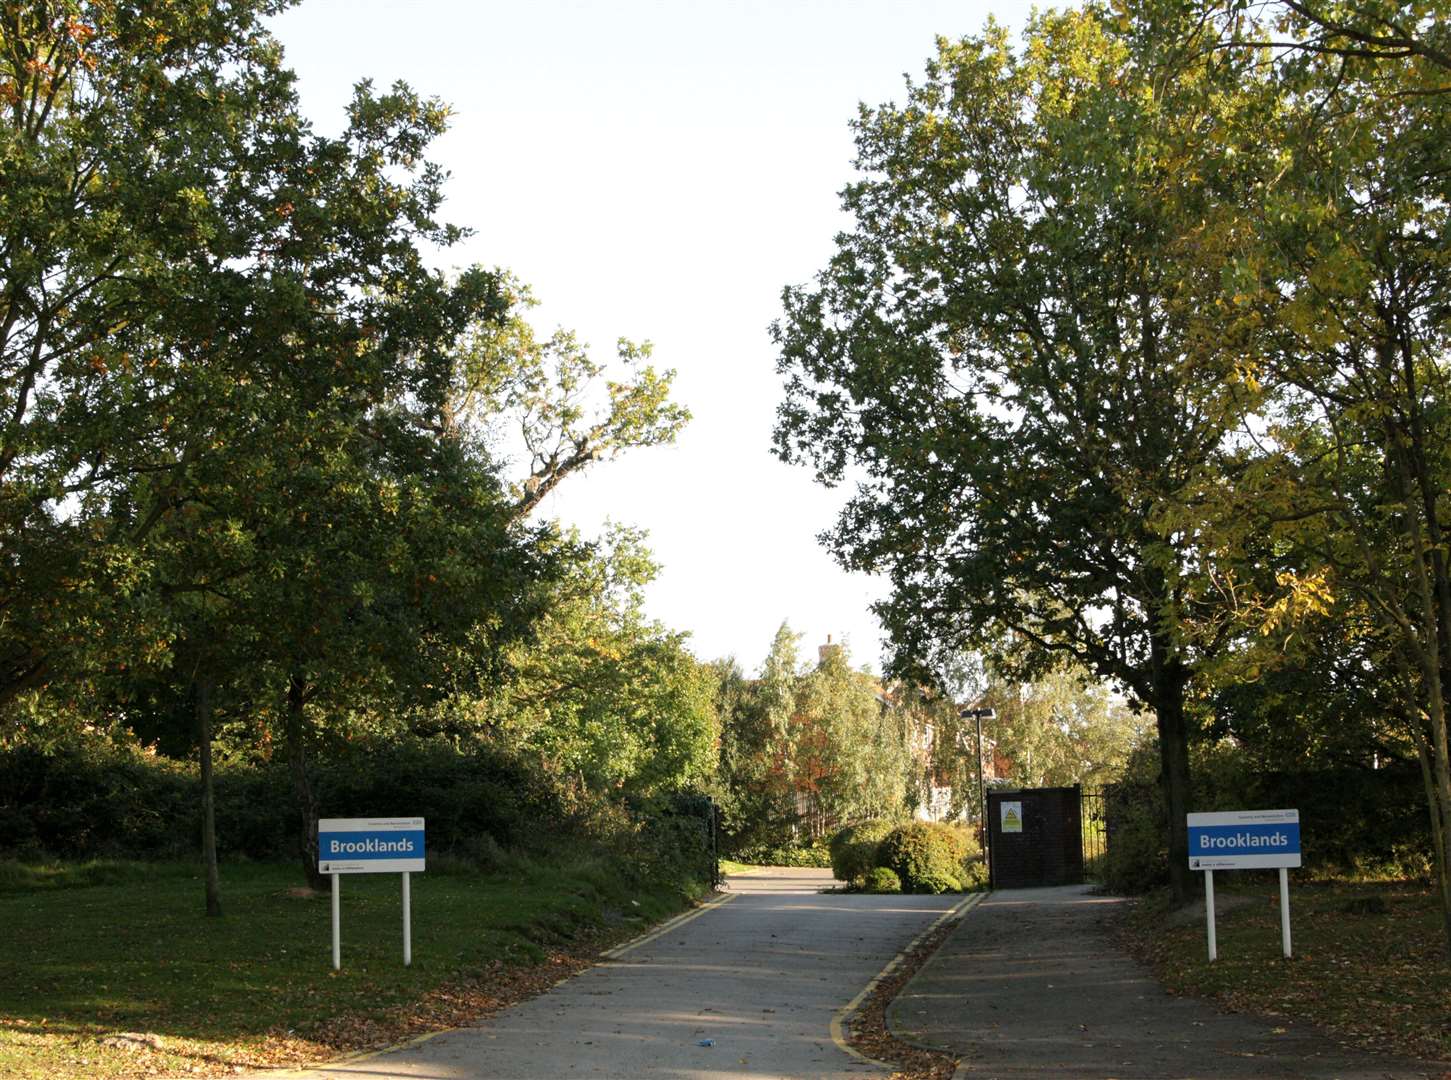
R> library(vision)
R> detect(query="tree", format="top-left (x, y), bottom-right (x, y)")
top-left (711, 623), bottom-right (802, 849)
top-left (1206, 597), bottom-right (1413, 773)
top-left (1209, 0), bottom-right (1451, 945)
top-left (439, 274), bottom-right (689, 520)
top-left (1232, 0), bottom-right (1451, 72)
top-left (772, 9), bottom-right (1274, 903)
top-left (710, 656), bottom-right (793, 850)
top-left (712, 625), bottom-right (916, 846)
top-left (0, 0), bottom-right (322, 711)
top-left (469, 526), bottom-right (717, 798)
top-left (979, 667), bottom-right (1148, 790)
top-left (788, 642), bottom-right (913, 836)
top-left (0, 0), bottom-right (557, 905)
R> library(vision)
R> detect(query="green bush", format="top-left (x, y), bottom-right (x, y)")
top-left (877, 821), bottom-right (969, 894)
top-left (0, 735), bottom-right (727, 907)
top-left (864, 866), bottom-right (901, 893)
top-left (732, 840), bottom-right (832, 868)
top-left (0, 739), bottom-right (693, 866)
top-left (828, 819), bottom-right (897, 885)
top-left (1102, 788), bottom-right (1168, 894)
top-left (1101, 739), bottom-right (1433, 893)
top-left (914, 870), bottom-right (957, 895)
top-left (956, 859), bottom-right (989, 892)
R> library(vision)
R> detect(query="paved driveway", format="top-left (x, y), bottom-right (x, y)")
top-left (284, 867), bottom-right (960, 1079)
top-left (890, 885), bottom-right (1442, 1080)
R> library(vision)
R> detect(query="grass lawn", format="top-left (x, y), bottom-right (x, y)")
top-left (0, 856), bottom-right (698, 1078)
top-left (1122, 875), bottom-right (1451, 1063)
top-left (717, 858), bottom-right (764, 876)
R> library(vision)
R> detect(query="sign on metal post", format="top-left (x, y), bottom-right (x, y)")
top-left (318, 817), bottom-right (425, 970)
top-left (1187, 809), bottom-right (1299, 962)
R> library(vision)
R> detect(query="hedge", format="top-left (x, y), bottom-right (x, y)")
top-left (1103, 761), bottom-right (1433, 893)
top-left (0, 739), bottom-right (711, 888)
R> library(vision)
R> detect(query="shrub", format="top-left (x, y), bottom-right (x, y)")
top-left (956, 859), bottom-right (989, 892)
top-left (733, 840), bottom-right (832, 868)
top-left (1101, 783), bottom-right (1168, 894)
top-left (864, 866), bottom-right (901, 893)
top-left (828, 819), bottom-right (897, 885)
top-left (914, 870), bottom-right (957, 895)
top-left (877, 821), bottom-right (969, 893)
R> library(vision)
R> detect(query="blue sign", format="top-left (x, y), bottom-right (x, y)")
top-left (318, 817), bottom-right (426, 874)
top-left (1187, 809), bottom-right (1300, 870)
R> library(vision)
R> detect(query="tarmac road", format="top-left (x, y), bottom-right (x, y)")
top-left (281, 867), bottom-right (961, 1080)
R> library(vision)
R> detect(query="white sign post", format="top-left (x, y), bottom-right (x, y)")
top-left (1186, 809), bottom-right (1299, 962)
top-left (318, 817), bottom-right (425, 970)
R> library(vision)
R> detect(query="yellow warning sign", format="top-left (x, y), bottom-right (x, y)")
top-left (1001, 801), bottom-right (1023, 833)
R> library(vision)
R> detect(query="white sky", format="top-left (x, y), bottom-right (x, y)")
top-left (268, 0), bottom-right (1033, 675)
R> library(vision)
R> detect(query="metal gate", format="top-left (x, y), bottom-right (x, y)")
top-left (986, 785), bottom-right (1085, 888)
top-left (1081, 787), bottom-right (1107, 883)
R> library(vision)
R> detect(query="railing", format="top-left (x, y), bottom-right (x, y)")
top-left (1081, 787), bottom-right (1107, 883)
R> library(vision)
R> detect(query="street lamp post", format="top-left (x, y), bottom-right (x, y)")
top-left (958, 706), bottom-right (996, 860)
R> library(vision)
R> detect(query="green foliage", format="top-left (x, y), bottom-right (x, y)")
top-left (714, 625), bottom-right (803, 852)
top-left (877, 821), bottom-right (970, 894)
top-left (828, 818), bottom-right (898, 885)
top-left (732, 841), bottom-right (832, 868)
top-left (0, 857), bottom-right (162, 894)
top-left (0, 736), bottom-right (720, 878)
top-left (1102, 738), bottom-right (1435, 893)
top-left (771, 5), bottom-right (1281, 903)
top-left (1102, 792), bottom-right (1170, 895)
top-left (444, 273), bottom-right (690, 519)
top-left (468, 526), bottom-right (717, 798)
top-left (1159, 0), bottom-right (1451, 941)
top-left (709, 656), bottom-right (795, 852)
top-left (790, 645), bottom-right (914, 833)
top-left (628, 790), bottom-right (720, 891)
top-left (864, 866), bottom-right (902, 894)
top-left (980, 667), bottom-right (1150, 789)
top-left (715, 624), bottom-right (917, 853)
top-left (913, 870), bottom-right (958, 896)
top-left (0, 741), bottom-right (195, 861)
top-left (957, 859), bottom-right (989, 892)
top-left (0, 0), bottom-right (699, 918)
top-left (1206, 606), bottom-right (1411, 773)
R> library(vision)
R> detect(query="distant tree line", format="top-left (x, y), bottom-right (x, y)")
top-left (709, 623), bottom-right (1143, 855)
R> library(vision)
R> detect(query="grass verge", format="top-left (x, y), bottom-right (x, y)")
top-left (1120, 875), bottom-right (1451, 1063)
top-left (0, 854), bottom-right (704, 1079)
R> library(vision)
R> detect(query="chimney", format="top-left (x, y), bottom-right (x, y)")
top-left (818, 634), bottom-right (841, 665)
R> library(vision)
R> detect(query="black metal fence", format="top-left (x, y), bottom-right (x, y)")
top-left (1081, 787), bottom-right (1107, 883)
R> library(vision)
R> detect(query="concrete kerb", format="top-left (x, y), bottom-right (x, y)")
top-left (830, 890), bottom-right (989, 1069)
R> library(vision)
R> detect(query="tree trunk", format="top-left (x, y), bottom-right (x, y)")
top-left (196, 675), bottom-right (222, 918)
top-left (286, 672), bottom-right (325, 892)
top-left (1414, 738), bottom-right (1451, 953)
top-left (1388, 430), bottom-right (1451, 954)
top-left (1150, 633), bottom-right (1193, 907)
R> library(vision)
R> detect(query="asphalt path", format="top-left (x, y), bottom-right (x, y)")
top-left (282, 867), bottom-right (961, 1080)
top-left (890, 885), bottom-right (1443, 1080)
